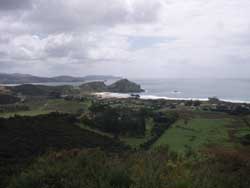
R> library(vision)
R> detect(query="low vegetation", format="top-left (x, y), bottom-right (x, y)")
top-left (82, 103), bottom-right (147, 138)
top-left (7, 147), bottom-right (250, 188)
top-left (0, 86), bottom-right (250, 187)
top-left (0, 94), bottom-right (20, 105)
top-left (0, 113), bottom-right (126, 187)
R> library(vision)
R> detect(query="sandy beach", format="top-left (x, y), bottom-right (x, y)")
top-left (93, 92), bottom-right (250, 104)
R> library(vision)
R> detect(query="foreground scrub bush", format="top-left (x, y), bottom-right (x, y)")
top-left (7, 147), bottom-right (250, 188)
top-left (7, 148), bottom-right (190, 188)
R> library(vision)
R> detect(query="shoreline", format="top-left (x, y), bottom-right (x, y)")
top-left (93, 92), bottom-right (250, 104)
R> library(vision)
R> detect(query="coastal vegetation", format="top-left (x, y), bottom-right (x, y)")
top-left (0, 81), bottom-right (250, 187)
top-left (6, 146), bottom-right (250, 188)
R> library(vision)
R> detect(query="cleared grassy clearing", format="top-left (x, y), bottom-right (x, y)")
top-left (42, 99), bottom-right (89, 113)
top-left (153, 117), bottom-right (233, 152)
top-left (234, 129), bottom-right (250, 137)
top-left (231, 117), bottom-right (250, 139)
top-left (0, 109), bottom-right (52, 118)
top-left (77, 123), bottom-right (113, 138)
top-left (0, 99), bottom-right (91, 117)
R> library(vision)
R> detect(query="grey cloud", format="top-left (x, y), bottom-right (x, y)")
top-left (0, 60), bottom-right (25, 73)
top-left (0, 0), bottom-right (32, 10)
top-left (0, 0), bottom-right (161, 67)
top-left (0, 34), bottom-right (10, 43)
top-left (0, 51), bottom-right (7, 58)
top-left (45, 45), bottom-right (72, 58)
top-left (24, 0), bottom-right (161, 34)
top-left (127, 1), bottom-right (162, 23)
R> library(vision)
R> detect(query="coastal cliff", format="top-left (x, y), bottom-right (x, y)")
top-left (108, 79), bottom-right (144, 93)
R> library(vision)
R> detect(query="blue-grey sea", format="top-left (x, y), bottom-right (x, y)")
top-left (133, 78), bottom-right (250, 103)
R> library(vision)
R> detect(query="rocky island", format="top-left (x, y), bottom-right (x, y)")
top-left (108, 79), bottom-right (144, 93)
top-left (80, 79), bottom-right (144, 93)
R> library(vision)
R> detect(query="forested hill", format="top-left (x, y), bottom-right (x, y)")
top-left (0, 73), bottom-right (121, 84)
top-left (80, 79), bottom-right (145, 93)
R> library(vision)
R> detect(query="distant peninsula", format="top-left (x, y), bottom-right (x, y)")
top-left (0, 73), bottom-right (121, 84)
top-left (0, 79), bottom-right (144, 102)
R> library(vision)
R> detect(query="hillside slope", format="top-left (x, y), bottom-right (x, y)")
top-left (80, 79), bottom-right (144, 93)
top-left (0, 113), bottom-right (127, 187)
top-left (0, 73), bottom-right (121, 84)
top-left (108, 79), bottom-right (144, 93)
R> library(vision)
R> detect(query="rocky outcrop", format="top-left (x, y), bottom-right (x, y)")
top-left (79, 79), bottom-right (144, 93)
top-left (79, 82), bottom-right (108, 92)
top-left (108, 79), bottom-right (144, 93)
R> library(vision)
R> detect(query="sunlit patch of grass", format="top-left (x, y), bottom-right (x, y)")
top-left (153, 117), bottom-right (232, 153)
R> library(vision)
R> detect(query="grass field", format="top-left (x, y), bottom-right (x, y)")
top-left (234, 128), bottom-right (250, 137)
top-left (77, 123), bottom-right (113, 138)
top-left (0, 109), bottom-right (52, 118)
top-left (153, 117), bottom-right (234, 152)
top-left (230, 117), bottom-right (250, 139)
top-left (42, 99), bottom-right (90, 113)
top-left (0, 99), bottom-right (92, 117)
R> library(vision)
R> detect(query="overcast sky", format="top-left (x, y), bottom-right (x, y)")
top-left (0, 0), bottom-right (250, 78)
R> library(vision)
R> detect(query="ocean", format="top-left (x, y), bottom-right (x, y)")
top-left (133, 78), bottom-right (250, 103)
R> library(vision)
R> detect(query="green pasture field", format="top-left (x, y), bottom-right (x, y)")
top-left (0, 99), bottom-right (91, 118)
top-left (153, 118), bottom-right (230, 152)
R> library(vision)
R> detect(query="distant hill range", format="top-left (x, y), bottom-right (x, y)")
top-left (0, 73), bottom-right (121, 84)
